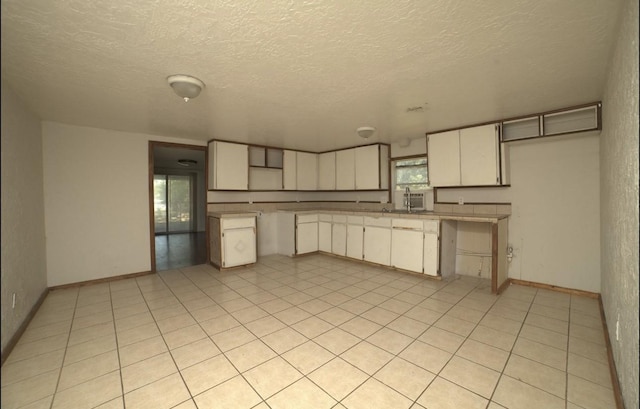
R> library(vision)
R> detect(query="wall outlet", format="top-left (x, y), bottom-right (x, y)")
top-left (458, 197), bottom-right (464, 205)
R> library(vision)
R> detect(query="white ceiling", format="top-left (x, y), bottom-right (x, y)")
top-left (1, 0), bottom-right (622, 152)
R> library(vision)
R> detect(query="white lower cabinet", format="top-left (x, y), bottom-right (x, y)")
top-left (391, 219), bottom-right (424, 273)
top-left (296, 214), bottom-right (318, 254)
top-left (346, 216), bottom-right (364, 260)
top-left (276, 212), bottom-right (440, 278)
top-left (423, 220), bottom-right (440, 276)
top-left (210, 216), bottom-right (257, 269)
top-left (318, 214), bottom-right (332, 252)
top-left (331, 215), bottom-right (347, 256)
top-left (363, 217), bottom-right (391, 266)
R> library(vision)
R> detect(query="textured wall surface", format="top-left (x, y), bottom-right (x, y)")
top-left (600, 0), bottom-right (639, 406)
top-left (0, 81), bottom-right (48, 354)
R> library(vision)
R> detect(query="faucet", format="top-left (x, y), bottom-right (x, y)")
top-left (405, 186), bottom-right (411, 213)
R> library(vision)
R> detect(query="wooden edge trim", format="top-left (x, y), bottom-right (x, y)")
top-left (509, 279), bottom-right (599, 298)
top-left (1, 288), bottom-right (49, 366)
top-left (598, 296), bottom-right (625, 409)
top-left (491, 224), bottom-right (498, 293)
top-left (496, 278), bottom-right (512, 295)
top-left (49, 270), bottom-right (154, 291)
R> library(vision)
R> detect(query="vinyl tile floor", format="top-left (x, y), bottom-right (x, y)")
top-left (1, 254), bottom-right (616, 409)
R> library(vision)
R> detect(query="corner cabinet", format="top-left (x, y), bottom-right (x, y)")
top-left (427, 124), bottom-right (501, 187)
top-left (208, 141), bottom-right (249, 190)
top-left (209, 215), bottom-right (257, 269)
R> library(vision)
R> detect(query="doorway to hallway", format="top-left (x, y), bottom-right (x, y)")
top-left (149, 142), bottom-right (207, 271)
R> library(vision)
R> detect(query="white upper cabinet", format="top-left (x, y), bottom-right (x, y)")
top-left (428, 124), bottom-right (500, 187)
top-left (459, 124), bottom-right (500, 186)
top-left (283, 150), bottom-right (297, 190)
top-left (427, 130), bottom-right (460, 187)
top-left (336, 148), bottom-right (356, 190)
top-left (296, 152), bottom-right (318, 190)
top-left (318, 152), bottom-right (336, 190)
top-left (336, 144), bottom-right (389, 190)
top-left (209, 141), bottom-right (249, 190)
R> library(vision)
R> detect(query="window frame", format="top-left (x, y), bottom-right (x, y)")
top-left (392, 155), bottom-right (430, 191)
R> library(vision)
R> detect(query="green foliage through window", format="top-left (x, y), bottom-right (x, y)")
top-left (395, 158), bottom-right (429, 190)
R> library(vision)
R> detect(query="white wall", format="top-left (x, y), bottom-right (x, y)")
top-left (438, 131), bottom-right (601, 292)
top-left (1, 82), bottom-right (48, 354)
top-left (599, 0), bottom-right (639, 406)
top-left (42, 122), bottom-right (206, 286)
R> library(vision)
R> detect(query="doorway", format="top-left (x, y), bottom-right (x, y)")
top-left (149, 142), bottom-right (208, 271)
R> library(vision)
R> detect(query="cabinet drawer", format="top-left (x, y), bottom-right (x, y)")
top-left (347, 216), bottom-right (364, 225)
top-left (222, 217), bottom-right (256, 230)
top-left (392, 218), bottom-right (423, 230)
top-left (319, 214), bottom-right (332, 222)
top-left (297, 214), bottom-right (318, 223)
top-left (364, 216), bottom-right (392, 227)
top-left (332, 215), bottom-right (347, 223)
top-left (424, 220), bottom-right (439, 233)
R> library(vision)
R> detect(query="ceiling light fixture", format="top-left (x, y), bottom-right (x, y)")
top-left (356, 126), bottom-right (376, 139)
top-left (167, 74), bottom-right (205, 102)
top-left (177, 159), bottom-right (198, 167)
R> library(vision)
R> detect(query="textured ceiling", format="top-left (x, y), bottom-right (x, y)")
top-left (1, 0), bottom-right (622, 151)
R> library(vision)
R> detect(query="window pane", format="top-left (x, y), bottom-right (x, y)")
top-left (168, 175), bottom-right (191, 232)
top-left (154, 175), bottom-right (167, 233)
top-left (394, 157), bottom-right (428, 190)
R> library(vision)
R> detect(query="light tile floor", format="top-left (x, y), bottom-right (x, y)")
top-left (1, 254), bottom-right (617, 409)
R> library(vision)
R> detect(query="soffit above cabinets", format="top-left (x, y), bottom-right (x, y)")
top-left (1, 0), bottom-right (623, 152)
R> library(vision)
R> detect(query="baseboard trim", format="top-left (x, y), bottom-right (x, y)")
top-left (509, 278), bottom-right (599, 298)
top-left (598, 296), bottom-right (625, 409)
top-left (48, 270), bottom-right (154, 291)
top-left (1, 288), bottom-right (49, 367)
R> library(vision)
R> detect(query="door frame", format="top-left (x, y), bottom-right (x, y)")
top-left (148, 141), bottom-right (208, 272)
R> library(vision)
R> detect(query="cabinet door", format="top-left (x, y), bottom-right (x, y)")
top-left (296, 222), bottom-right (318, 254)
top-left (211, 141), bottom-right (249, 190)
top-left (363, 226), bottom-right (391, 266)
top-left (318, 221), bottom-right (332, 252)
top-left (332, 223), bottom-right (347, 256)
top-left (283, 150), bottom-right (297, 190)
top-left (336, 149), bottom-right (356, 190)
top-left (427, 130), bottom-right (460, 187)
top-left (346, 224), bottom-right (364, 260)
top-left (459, 124), bottom-right (499, 186)
top-left (296, 152), bottom-right (318, 190)
top-left (222, 227), bottom-right (256, 267)
top-left (423, 231), bottom-right (439, 276)
top-left (391, 228), bottom-right (423, 273)
top-left (318, 152), bottom-right (336, 190)
top-left (355, 145), bottom-right (379, 189)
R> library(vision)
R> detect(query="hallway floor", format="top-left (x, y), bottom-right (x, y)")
top-left (1, 254), bottom-right (616, 409)
top-left (155, 232), bottom-right (207, 271)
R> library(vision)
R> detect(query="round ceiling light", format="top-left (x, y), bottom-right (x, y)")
top-left (177, 159), bottom-right (198, 167)
top-left (356, 126), bottom-right (376, 139)
top-left (167, 74), bottom-right (205, 102)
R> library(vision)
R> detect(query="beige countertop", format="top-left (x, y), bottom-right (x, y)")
top-left (207, 209), bottom-right (509, 223)
top-left (275, 208), bottom-right (509, 223)
top-left (208, 211), bottom-right (258, 218)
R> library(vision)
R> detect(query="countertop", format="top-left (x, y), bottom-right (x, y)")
top-left (208, 209), bottom-right (509, 223)
top-left (208, 211), bottom-right (258, 218)
top-left (276, 209), bottom-right (509, 223)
